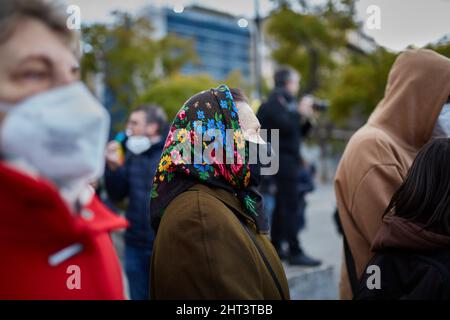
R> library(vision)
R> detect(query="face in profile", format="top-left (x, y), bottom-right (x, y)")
top-left (127, 111), bottom-right (148, 137)
top-left (286, 71), bottom-right (300, 97)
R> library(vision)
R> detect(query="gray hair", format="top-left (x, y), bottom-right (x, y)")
top-left (0, 0), bottom-right (79, 55)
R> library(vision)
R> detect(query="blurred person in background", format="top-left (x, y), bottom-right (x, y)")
top-left (297, 159), bottom-right (316, 233)
top-left (335, 49), bottom-right (450, 299)
top-left (0, 0), bottom-right (127, 299)
top-left (257, 67), bottom-right (321, 267)
top-left (150, 85), bottom-right (289, 299)
top-left (105, 104), bottom-right (167, 300)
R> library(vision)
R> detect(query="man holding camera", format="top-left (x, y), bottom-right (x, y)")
top-left (257, 67), bottom-right (321, 266)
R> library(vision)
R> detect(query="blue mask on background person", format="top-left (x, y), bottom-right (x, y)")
top-left (432, 102), bottom-right (450, 138)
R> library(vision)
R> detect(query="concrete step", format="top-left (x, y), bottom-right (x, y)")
top-left (284, 263), bottom-right (338, 300)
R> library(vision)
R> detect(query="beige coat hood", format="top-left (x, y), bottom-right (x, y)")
top-left (335, 49), bottom-right (450, 299)
top-left (369, 49), bottom-right (450, 150)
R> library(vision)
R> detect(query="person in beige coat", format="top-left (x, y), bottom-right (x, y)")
top-left (335, 49), bottom-right (450, 299)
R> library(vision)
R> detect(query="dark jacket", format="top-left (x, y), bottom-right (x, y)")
top-left (105, 140), bottom-right (164, 247)
top-left (298, 163), bottom-right (315, 197)
top-left (151, 184), bottom-right (290, 300)
top-left (355, 215), bottom-right (450, 300)
top-left (257, 88), bottom-right (311, 178)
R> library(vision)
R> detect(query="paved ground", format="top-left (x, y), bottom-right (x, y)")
top-left (285, 182), bottom-right (342, 299)
top-left (302, 183), bottom-right (341, 267)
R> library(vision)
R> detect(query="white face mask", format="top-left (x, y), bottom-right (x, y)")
top-left (126, 135), bottom-right (152, 155)
top-left (0, 82), bottom-right (110, 191)
top-left (432, 103), bottom-right (450, 138)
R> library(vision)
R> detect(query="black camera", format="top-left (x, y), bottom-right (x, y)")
top-left (312, 99), bottom-right (329, 112)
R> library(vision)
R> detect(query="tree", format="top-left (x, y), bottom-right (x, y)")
top-left (328, 41), bottom-right (450, 126)
top-left (326, 48), bottom-right (397, 125)
top-left (137, 74), bottom-right (218, 121)
top-left (427, 42), bottom-right (450, 60)
top-left (266, 0), bottom-right (357, 94)
top-left (81, 12), bottom-right (197, 114)
top-left (137, 70), bottom-right (252, 121)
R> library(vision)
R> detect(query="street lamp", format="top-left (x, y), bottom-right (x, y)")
top-left (173, 5), bottom-right (184, 14)
top-left (253, 0), bottom-right (263, 100)
top-left (238, 18), bottom-right (249, 28)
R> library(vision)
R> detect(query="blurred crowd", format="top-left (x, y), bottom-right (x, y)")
top-left (1, 0), bottom-right (450, 301)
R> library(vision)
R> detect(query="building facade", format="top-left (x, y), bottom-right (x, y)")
top-left (146, 5), bottom-right (253, 81)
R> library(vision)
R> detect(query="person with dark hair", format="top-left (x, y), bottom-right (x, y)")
top-left (335, 49), bottom-right (450, 299)
top-left (0, 0), bottom-right (127, 299)
top-left (274, 67), bottom-right (296, 89)
top-left (104, 104), bottom-right (167, 300)
top-left (150, 85), bottom-right (289, 299)
top-left (257, 67), bottom-right (321, 266)
top-left (355, 138), bottom-right (450, 299)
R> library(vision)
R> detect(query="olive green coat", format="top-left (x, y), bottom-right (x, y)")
top-left (150, 184), bottom-right (290, 300)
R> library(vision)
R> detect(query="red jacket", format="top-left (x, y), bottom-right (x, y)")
top-left (0, 162), bottom-right (128, 300)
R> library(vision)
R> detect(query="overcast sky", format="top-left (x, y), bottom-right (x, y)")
top-left (69, 0), bottom-right (450, 51)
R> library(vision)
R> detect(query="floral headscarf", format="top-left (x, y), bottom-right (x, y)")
top-left (150, 85), bottom-right (268, 233)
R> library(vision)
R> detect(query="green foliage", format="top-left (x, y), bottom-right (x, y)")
top-left (81, 3), bottom-right (450, 130)
top-left (81, 12), bottom-right (196, 113)
top-left (267, 1), bottom-right (450, 127)
top-left (327, 48), bottom-right (397, 124)
top-left (137, 71), bottom-right (251, 121)
top-left (159, 33), bottom-right (199, 76)
top-left (266, 1), bottom-right (395, 127)
top-left (426, 42), bottom-right (450, 60)
top-left (266, 1), bottom-right (357, 94)
top-left (137, 73), bottom-right (217, 121)
top-left (81, 13), bottom-right (253, 124)
top-left (327, 43), bottom-right (450, 125)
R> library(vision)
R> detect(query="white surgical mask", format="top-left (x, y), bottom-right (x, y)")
top-left (0, 82), bottom-right (110, 206)
top-left (126, 135), bottom-right (152, 155)
top-left (432, 103), bottom-right (450, 138)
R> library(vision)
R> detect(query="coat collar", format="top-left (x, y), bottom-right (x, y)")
top-left (189, 183), bottom-right (259, 230)
top-left (0, 161), bottom-right (127, 242)
top-left (372, 215), bottom-right (450, 252)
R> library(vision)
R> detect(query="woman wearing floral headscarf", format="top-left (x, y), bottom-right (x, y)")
top-left (150, 85), bottom-right (289, 300)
